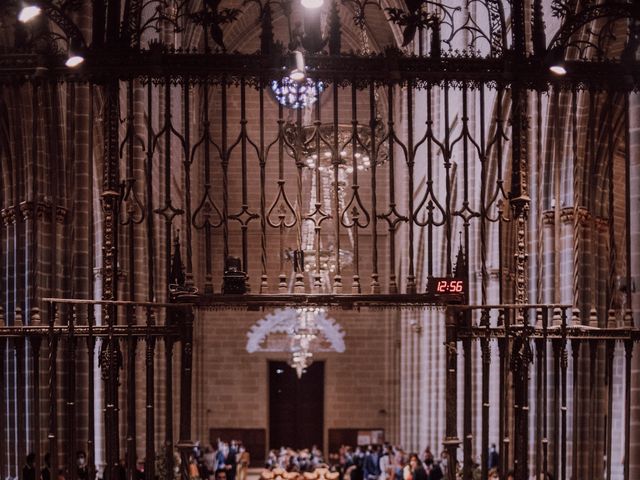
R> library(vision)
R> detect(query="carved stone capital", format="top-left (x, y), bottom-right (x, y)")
top-left (1, 207), bottom-right (17, 226)
top-left (55, 205), bottom-right (68, 224)
top-left (19, 201), bottom-right (36, 221)
top-left (36, 198), bottom-right (52, 220)
top-left (559, 206), bottom-right (574, 223)
top-left (574, 206), bottom-right (590, 228)
top-left (541, 209), bottom-right (554, 226)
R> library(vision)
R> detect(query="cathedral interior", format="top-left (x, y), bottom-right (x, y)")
top-left (0, 0), bottom-right (639, 479)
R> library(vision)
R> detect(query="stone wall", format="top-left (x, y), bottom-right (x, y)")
top-left (188, 309), bottom-right (399, 458)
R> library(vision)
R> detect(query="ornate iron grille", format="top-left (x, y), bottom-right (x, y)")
top-left (0, 2), bottom-right (638, 480)
top-left (443, 304), bottom-right (639, 480)
top-left (0, 299), bottom-right (194, 480)
top-left (116, 79), bottom-right (519, 301)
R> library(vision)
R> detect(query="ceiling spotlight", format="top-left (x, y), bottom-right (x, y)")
top-left (65, 38), bottom-right (85, 67)
top-left (301, 0), bottom-right (324, 8)
top-left (547, 47), bottom-right (567, 76)
top-left (288, 50), bottom-right (305, 81)
top-left (65, 54), bottom-right (84, 67)
top-left (18, 4), bottom-right (41, 23)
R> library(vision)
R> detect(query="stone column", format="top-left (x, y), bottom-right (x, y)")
top-left (628, 59), bottom-right (640, 479)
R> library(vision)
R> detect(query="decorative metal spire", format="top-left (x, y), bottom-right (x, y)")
top-left (532, 0), bottom-right (546, 57)
top-left (169, 231), bottom-right (199, 299)
top-left (169, 230), bottom-right (186, 290)
top-left (328, 0), bottom-right (341, 55)
top-left (453, 234), bottom-right (467, 279)
top-left (260, 2), bottom-right (274, 55)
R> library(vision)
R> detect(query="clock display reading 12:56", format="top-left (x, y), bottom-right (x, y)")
top-left (427, 277), bottom-right (465, 295)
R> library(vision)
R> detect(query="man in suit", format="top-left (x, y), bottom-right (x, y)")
top-left (488, 444), bottom-right (499, 471)
top-left (225, 442), bottom-right (237, 480)
top-left (363, 446), bottom-right (380, 480)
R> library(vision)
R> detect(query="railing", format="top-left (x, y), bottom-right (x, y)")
top-left (0, 299), bottom-right (194, 480)
top-left (444, 304), bottom-right (638, 480)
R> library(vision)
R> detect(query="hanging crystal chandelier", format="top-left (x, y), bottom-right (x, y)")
top-left (292, 307), bottom-right (322, 348)
top-left (289, 345), bottom-right (314, 378)
top-left (298, 123), bottom-right (388, 170)
top-left (283, 120), bottom-right (388, 287)
top-left (288, 307), bottom-right (323, 377)
top-left (246, 307), bottom-right (345, 378)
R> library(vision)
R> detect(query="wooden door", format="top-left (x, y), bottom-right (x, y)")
top-left (269, 361), bottom-right (324, 450)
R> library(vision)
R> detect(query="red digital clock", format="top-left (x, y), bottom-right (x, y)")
top-left (426, 277), bottom-right (466, 295)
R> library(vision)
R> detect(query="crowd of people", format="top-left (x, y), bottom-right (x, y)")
top-left (337, 445), bottom-right (445, 480)
top-left (262, 445), bottom-right (447, 480)
top-left (20, 442), bottom-right (249, 480)
top-left (22, 451), bottom-right (92, 480)
top-left (265, 446), bottom-right (324, 472)
top-left (262, 444), bottom-right (550, 480)
top-left (188, 441), bottom-right (251, 480)
top-left (21, 442), bottom-right (550, 480)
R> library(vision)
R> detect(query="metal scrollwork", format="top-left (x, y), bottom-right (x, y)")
top-left (549, 2), bottom-right (639, 54)
top-left (191, 0), bottom-right (241, 51)
top-left (98, 338), bottom-right (123, 384)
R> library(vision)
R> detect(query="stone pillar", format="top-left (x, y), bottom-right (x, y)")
top-left (628, 68), bottom-right (640, 479)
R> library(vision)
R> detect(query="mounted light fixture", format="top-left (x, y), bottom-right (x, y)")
top-left (18, 4), bottom-right (41, 23)
top-left (288, 50), bottom-right (306, 81)
top-left (301, 0), bottom-right (324, 9)
top-left (271, 76), bottom-right (323, 109)
top-left (65, 53), bottom-right (84, 67)
top-left (65, 39), bottom-right (84, 67)
top-left (547, 46), bottom-right (567, 75)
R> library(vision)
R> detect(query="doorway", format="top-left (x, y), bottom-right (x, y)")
top-left (269, 360), bottom-right (324, 450)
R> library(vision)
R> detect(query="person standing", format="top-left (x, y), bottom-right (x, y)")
top-left (225, 442), bottom-right (237, 480)
top-left (217, 443), bottom-right (227, 474)
top-left (402, 454), bottom-right (426, 480)
top-left (41, 454), bottom-right (51, 480)
top-left (378, 446), bottom-right (391, 480)
top-left (421, 449), bottom-right (433, 467)
top-left (135, 459), bottom-right (145, 480)
top-left (215, 469), bottom-right (228, 480)
top-left (76, 452), bottom-right (89, 480)
top-left (363, 446), bottom-right (380, 480)
top-left (237, 444), bottom-right (249, 480)
top-left (488, 445), bottom-right (499, 471)
top-left (352, 447), bottom-right (364, 480)
top-left (203, 445), bottom-right (216, 480)
top-left (424, 457), bottom-right (442, 480)
top-left (22, 453), bottom-right (36, 480)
